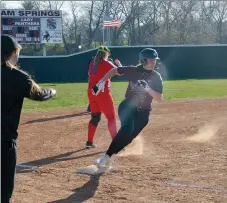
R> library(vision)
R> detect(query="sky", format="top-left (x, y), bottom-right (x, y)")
top-left (2, 1), bottom-right (72, 10)
top-left (1, 1), bottom-right (89, 18)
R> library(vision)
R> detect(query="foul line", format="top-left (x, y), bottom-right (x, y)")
top-left (16, 164), bottom-right (227, 194)
top-left (152, 180), bottom-right (227, 194)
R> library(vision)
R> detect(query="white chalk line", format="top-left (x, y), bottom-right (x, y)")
top-left (16, 164), bottom-right (38, 169)
top-left (152, 180), bottom-right (227, 194)
top-left (17, 164), bottom-right (227, 194)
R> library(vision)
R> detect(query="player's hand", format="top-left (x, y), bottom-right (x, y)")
top-left (50, 88), bottom-right (57, 97)
top-left (40, 88), bottom-right (57, 101)
top-left (137, 80), bottom-right (150, 92)
top-left (114, 59), bottom-right (122, 67)
top-left (92, 80), bottom-right (105, 95)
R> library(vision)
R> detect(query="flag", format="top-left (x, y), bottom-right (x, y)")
top-left (103, 18), bottom-right (120, 28)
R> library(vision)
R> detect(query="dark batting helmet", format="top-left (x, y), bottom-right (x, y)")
top-left (139, 48), bottom-right (160, 64)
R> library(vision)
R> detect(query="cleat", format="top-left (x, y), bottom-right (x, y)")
top-left (94, 154), bottom-right (112, 168)
top-left (85, 141), bottom-right (97, 149)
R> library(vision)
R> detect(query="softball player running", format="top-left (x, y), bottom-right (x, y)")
top-left (92, 48), bottom-right (163, 167)
top-left (86, 46), bottom-right (118, 148)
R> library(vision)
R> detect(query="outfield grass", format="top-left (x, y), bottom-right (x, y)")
top-left (23, 79), bottom-right (227, 112)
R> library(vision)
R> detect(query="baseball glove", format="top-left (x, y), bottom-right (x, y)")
top-left (137, 80), bottom-right (151, 91)
top-left (92, 80), bottom-right (105, 96)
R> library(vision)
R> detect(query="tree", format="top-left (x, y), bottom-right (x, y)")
top-left (109, 1), bottom-right (133, 45)
top-left (208, 1), bottom-right (227, 43)
top-left (82, 1), bottom-right (106, 48)
top-left (11, 0), bottom-right (227, 55)
top-left (1, 2), bottom-right (7, 9)
top-left (21, 1), bottom-right (35, 10)
top-left (44, 1), bottom-right (65, 10)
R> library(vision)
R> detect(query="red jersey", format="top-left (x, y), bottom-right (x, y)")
top-left (88, 59), bottom-right (114, 90)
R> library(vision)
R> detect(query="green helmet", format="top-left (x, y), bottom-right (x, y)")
top-left (98, 46), bottom-right (110, 54)
top-left (139, 48), bottom-right (159, 63)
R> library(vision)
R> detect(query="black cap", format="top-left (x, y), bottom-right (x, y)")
top-left (1, 34), bottom-right (22, 59)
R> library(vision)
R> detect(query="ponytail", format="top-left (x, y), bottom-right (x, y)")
top-left (94, 51), bottom-right (107, 66)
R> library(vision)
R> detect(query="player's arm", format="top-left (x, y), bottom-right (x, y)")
top-left (104, 59), bottom-right (137, 78)
top-left (146, 74), bottom-right (163, 102)
top-left (92, 65), bottom-right (137, 95)
top-left (146, 88), bottom-right (163, 102)
top-left (19, 72), bottom-right (56, 101)
top-left (100, 62), bottom-right (137, 81)
top-left (138, 75), bottom-right (163, 102)
top-left (29, 82), bottom-right (56, 101)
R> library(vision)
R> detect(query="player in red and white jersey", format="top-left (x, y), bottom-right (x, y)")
top-left (86, 46), bottom-right (118, 148)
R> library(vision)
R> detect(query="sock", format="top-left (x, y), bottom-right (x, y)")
top-left (88, 123), bottom-right (97, 143)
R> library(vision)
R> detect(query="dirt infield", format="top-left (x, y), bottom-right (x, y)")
top-left (14, 98), bottom-right (227, 203)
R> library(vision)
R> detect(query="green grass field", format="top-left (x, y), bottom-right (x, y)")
top-left (23, 79), bottom-right (227, 112)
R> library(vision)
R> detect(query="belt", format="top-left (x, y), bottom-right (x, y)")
top-left (136, 107), bottom-right (151, 111)
top-left (123, 99), bottom-right (151, 111)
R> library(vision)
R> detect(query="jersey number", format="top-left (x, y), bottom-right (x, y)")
top-left (90, 65), bottom-right (98, 75)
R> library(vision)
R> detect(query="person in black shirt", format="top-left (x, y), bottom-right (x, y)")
top-left (91, 48), bottom-right (163, 168)
top-left (1, 34), bottom-right (56, 203)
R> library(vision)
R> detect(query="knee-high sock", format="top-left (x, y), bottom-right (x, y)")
top-left (88, 123), bottom-right (97, 143)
